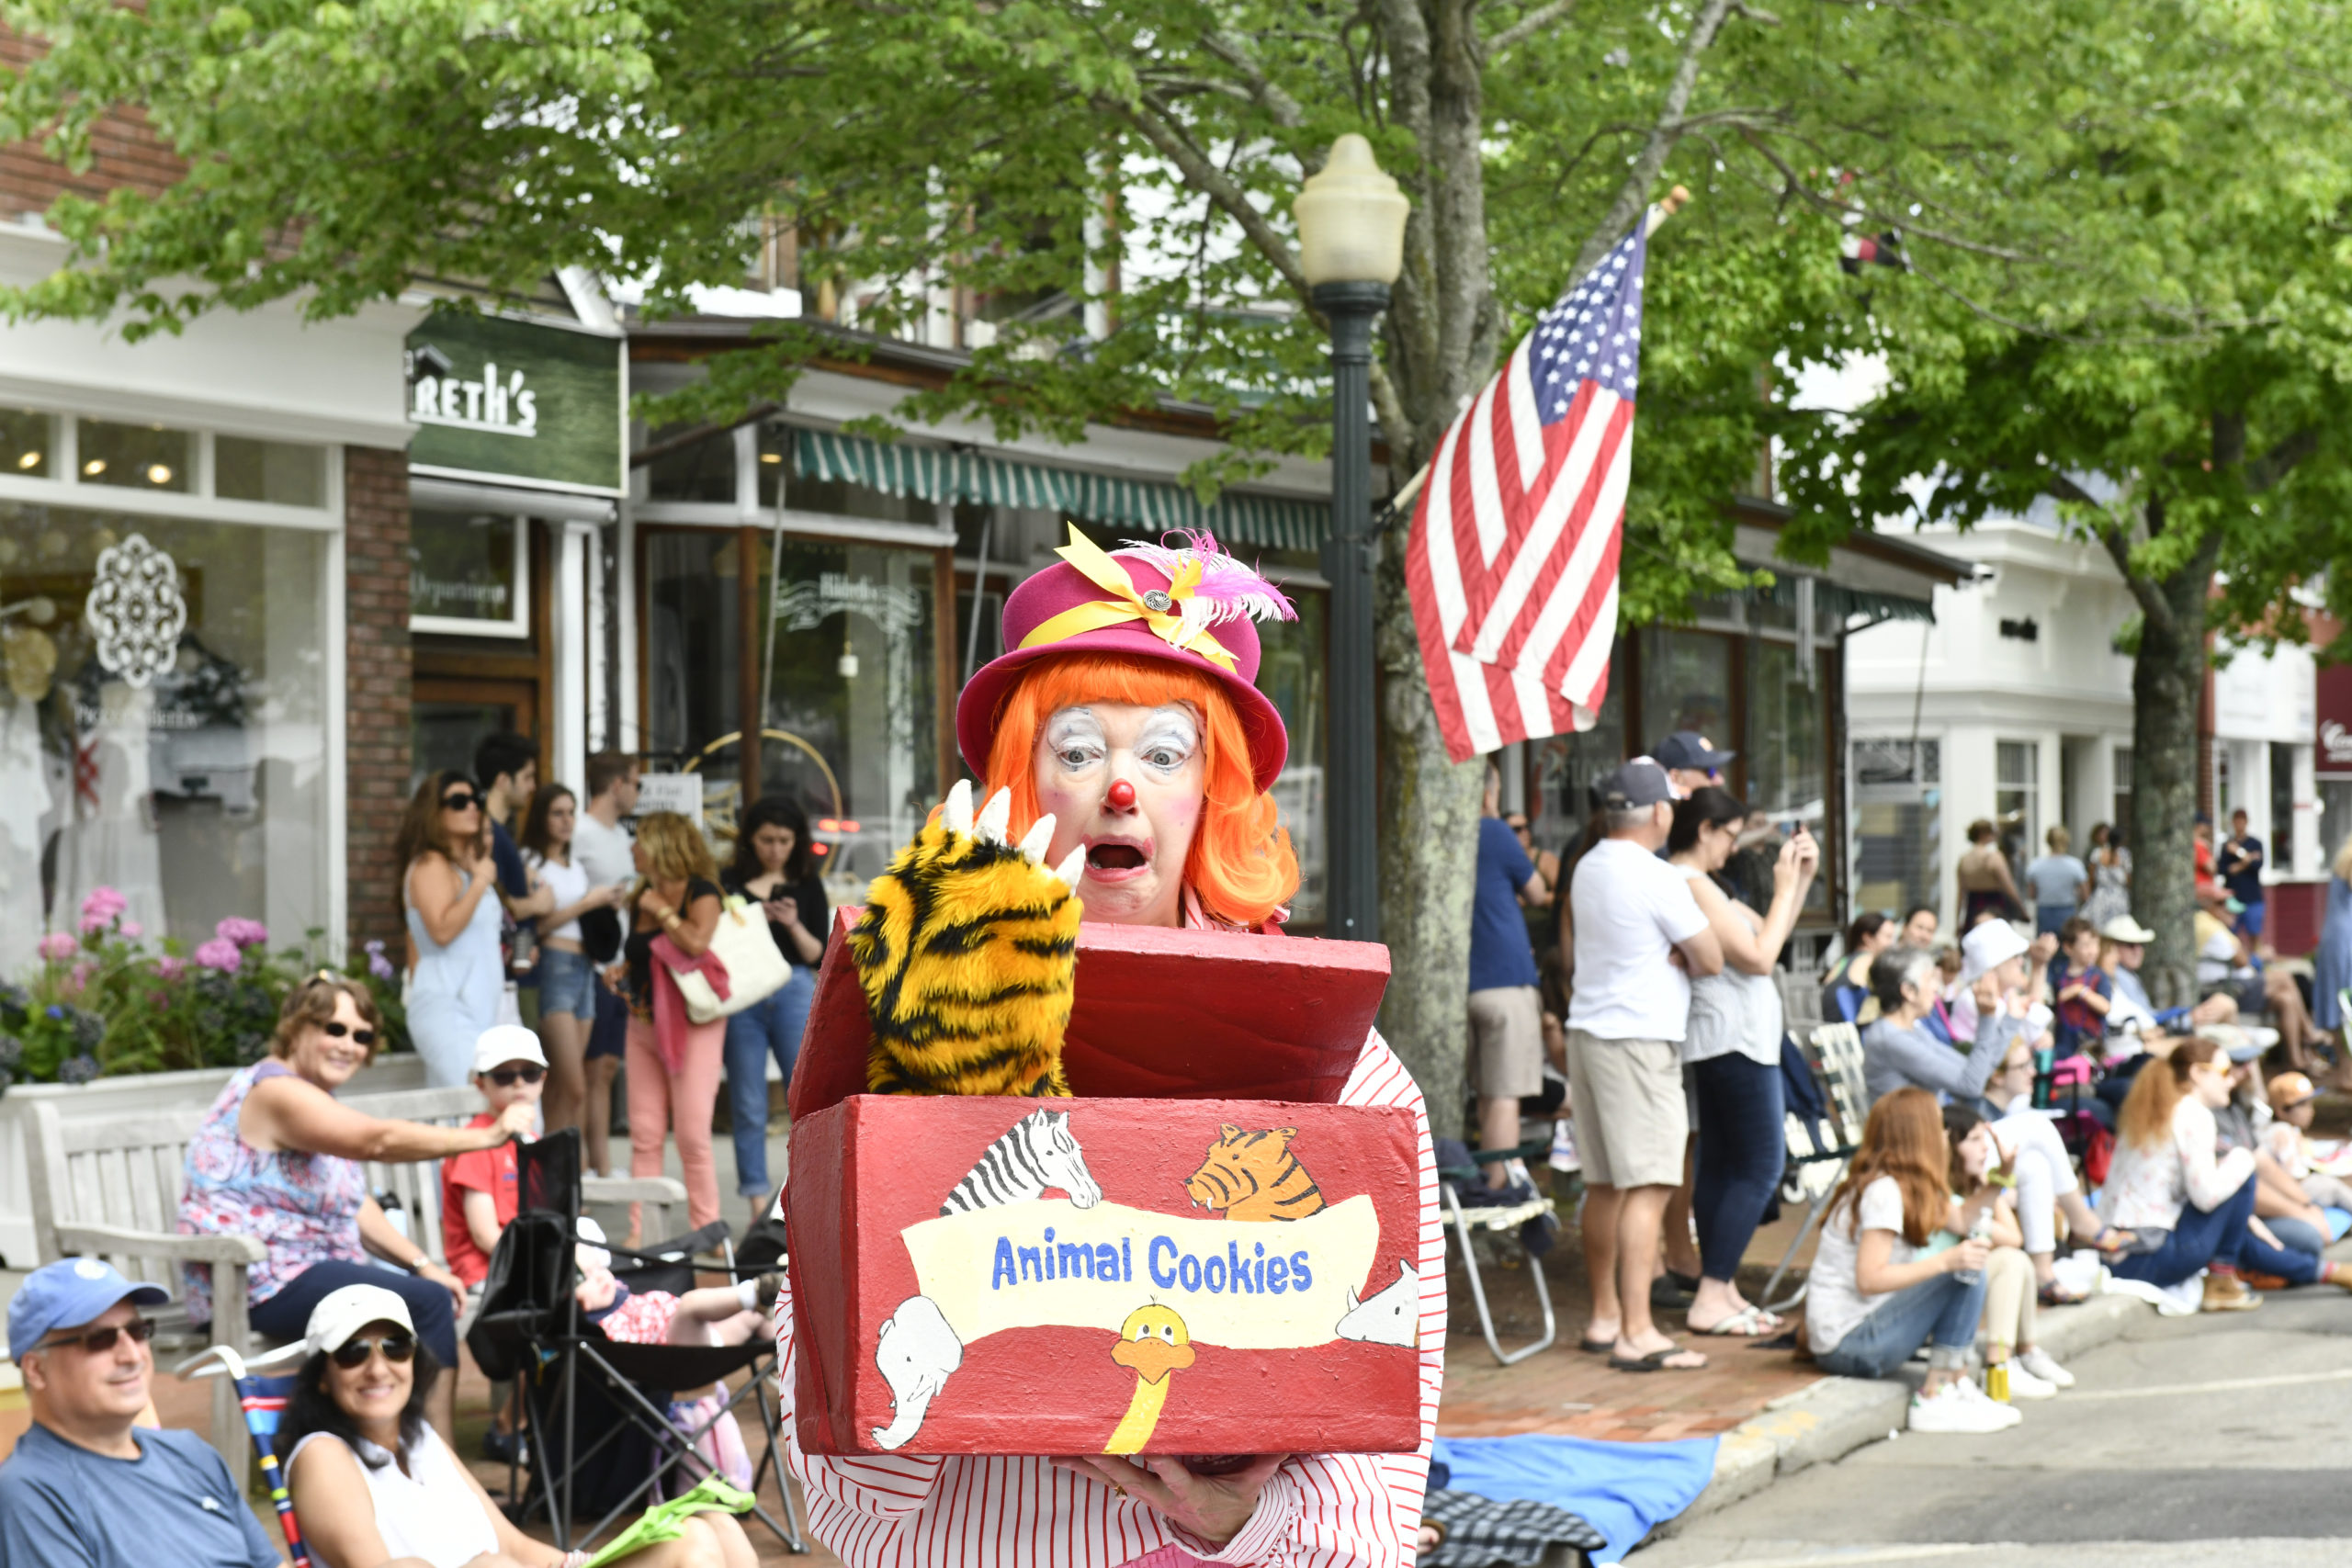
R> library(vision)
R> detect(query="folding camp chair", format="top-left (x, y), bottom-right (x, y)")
top-left (1758, 1022), bottom-right (1869, 1315)
top-left (175, 1346), bottom-right (313, 1568)
top-left (1437, 1124), bottom-right (1561, 1368)
top-left (468, 1131), bottom-right (808, 1556)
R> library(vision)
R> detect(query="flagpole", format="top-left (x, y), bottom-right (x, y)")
top-left (1378, 186), bottom-right (1691, 528)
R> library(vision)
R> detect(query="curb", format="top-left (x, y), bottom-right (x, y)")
top-left (1659, 1291), bottom-right (2150, 1533)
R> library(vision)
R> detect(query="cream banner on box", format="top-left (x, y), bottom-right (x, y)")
top-left (897, 1195), bottom-right (1380, 1349)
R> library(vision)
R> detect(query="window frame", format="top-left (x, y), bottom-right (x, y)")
top-left (407, 509), bottom-right (534, 638)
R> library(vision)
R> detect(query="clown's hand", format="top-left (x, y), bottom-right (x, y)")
top-left (849, 781), bottom-right (1086, 1098)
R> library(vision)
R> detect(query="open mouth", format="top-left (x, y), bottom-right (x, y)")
top-left (1086, 841), bottom-right (1148, 872)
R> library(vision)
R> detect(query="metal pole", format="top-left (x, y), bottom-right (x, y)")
top-left (1314, 279), bottom-right (1389, 944)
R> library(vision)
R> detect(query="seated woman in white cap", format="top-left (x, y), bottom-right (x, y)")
top-left (280, 1284), bottom-right (756, 1568)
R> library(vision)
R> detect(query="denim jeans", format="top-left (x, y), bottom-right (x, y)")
top-left (723, 967), bottom-right (815, 1200)
top-left (1815, 1271), bottom-right (1988, 1380)
top-left (1690, 1051), bottom-right (1784, 1282)
top-left (2113, 1176), bottom-right (2323, 1289)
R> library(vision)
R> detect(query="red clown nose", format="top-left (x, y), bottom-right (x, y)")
top-left (1106, 779), bottom-right (1137, 811)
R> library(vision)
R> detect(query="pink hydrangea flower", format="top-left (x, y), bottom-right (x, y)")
top-left (119, 920), bottom-right (142, 940)
top-left (37, 931), bottom-right (78, 963)
top-left (193, 937), bottom-right (243, 974)
top-left (79, 885), bottom-right (126, 926)
top-left (156, 955), bottom-right (187, 982)
top-left (214, 917), bottom-right (269, 950)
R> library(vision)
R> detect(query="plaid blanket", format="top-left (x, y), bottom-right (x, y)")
top-left (1421, 1488), bottom-right (1607, 1568)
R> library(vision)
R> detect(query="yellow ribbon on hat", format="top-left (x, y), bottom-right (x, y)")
top-left (1017, 526), bottom-right (1239, 672)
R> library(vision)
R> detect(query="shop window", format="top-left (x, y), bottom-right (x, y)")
top-left (2112, 745), bottom-right (2132, 833)
top-left (644, 529), bottom-right (748, 824)
top-left (758, 536), bottom-right (938, 897)
top-left (0, 507), bottom-right (329, 973)
top-left (2322, 779), bottom-right (2352, 870)
top-left (409, 511), bottom-right (528, 636)
top-left (1256, 592), bottom-right (1327, 927)
top-left (1529, 667), bottom-right (1626, 858)
top-left (1851, 739), bottom-right (1940, 928)
top-left (2272, 742), bottom-right (2298, 874)
top-left (216, 436), bottom-right (325, 507)
top-left (1640, 628), bottom-right (1730, 754)
top-left (0, 407), bottom-right (51, 476)
top-left (646, 426), bottom-right (740, 504)
top-left (77, 419), bottom-right (190, 492)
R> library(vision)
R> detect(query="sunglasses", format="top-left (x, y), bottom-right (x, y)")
top-left (440, 791), bottom-right (484, 812)
top-left (320, 1021), bottom-right (379, 1047)
top-left (485, 1065), bottom-right (545, 1087)
top-left (39, 1317), bottom-right (156, 1356)
top-left (330, 1333), bottom-right (416, 1370)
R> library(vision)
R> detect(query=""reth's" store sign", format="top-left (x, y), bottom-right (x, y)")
top-left (405, 309), bottom-right (624, 496)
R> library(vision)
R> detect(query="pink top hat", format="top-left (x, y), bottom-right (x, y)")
top-left (956, 527), bottom-right (1297, 793)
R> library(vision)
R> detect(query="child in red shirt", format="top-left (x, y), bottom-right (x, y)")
top-left (441, 1024), bottom-right (547, 1288)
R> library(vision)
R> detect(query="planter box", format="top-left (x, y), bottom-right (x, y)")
top-left (785, 913), bottom-right (1419, 1458)
top-left (0, 1053), bottom-right (428, 1269)
top-left (788, 1094), bottom-right (1424, 1457)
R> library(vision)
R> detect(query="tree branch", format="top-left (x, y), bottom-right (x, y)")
top-left (1565, 0), bottom-right (1740, 282)
top-left (2056, 479), bottom-right (2178, 643)
top-left (1105, 90), bottom-right (1311, 298)
top-left (1485, 0), bottom-right (1579, 61)
top-left (2246, 428), bottom-right (2318, 492)
top-left (1197, 29), bottom-right (1308, 128)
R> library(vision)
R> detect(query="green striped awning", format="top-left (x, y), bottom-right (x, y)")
top-left (793, 429), bottom-right (1326, 551)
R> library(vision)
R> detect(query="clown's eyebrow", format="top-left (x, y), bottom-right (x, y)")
top-left (1044, 707), bottom-right (1107, 754)
top-left (1136, 705), bottom-right (1199, 758)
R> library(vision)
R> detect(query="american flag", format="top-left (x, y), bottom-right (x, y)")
top-left (1405, 220), bottom-right (1646, 762)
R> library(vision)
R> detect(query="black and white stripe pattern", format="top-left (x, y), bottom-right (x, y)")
top-left (938, 1109), bottom-right (1102, 1215)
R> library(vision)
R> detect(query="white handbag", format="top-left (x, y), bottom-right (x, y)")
top-left (670, 896), bottom-right (792, 1023)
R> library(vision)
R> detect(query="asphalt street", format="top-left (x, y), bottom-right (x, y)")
top-left (1633, 1283), bottom-right (2352, 1568)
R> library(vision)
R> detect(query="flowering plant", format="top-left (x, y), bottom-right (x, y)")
top-left (7, 890), bottom-right (409, 1089)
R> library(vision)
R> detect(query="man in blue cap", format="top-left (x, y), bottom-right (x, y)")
top-left (1, 1258), bottom-right (282, 1567)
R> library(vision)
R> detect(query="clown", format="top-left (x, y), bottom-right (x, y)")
top-left (773, 526), bottom-right (1442, 1568)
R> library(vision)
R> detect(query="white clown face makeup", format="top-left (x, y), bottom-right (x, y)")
top-left (1033, 701), bottom-right (1205, 929)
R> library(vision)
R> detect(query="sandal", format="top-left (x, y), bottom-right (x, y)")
top-left (1577, 1335), bottom-right (1617, 1355)
top-left (2037, 1279), bottom-right (2090, 1307)
top-left (2090, 1225), bottom-right (2136, 1254)
top-left (1690, 1304), bottom-right (1781, 1336)
top-left (1608, 1345), bottom-right (1708, 1372)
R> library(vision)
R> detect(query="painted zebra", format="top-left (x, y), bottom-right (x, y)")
top-left (938, 1109), bottom-right (1103, 1215)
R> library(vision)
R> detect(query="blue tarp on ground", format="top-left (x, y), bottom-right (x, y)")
top-left (1430, 1433), bottom-right (1719, 1565)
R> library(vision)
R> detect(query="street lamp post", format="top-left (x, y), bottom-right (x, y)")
top-left (1295, 135), bottom-right (1408, 944)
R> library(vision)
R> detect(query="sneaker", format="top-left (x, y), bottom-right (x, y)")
top-left (1550, 1120), bottom-right (1582, 1174)
top-left (754, 1271), bottom-right (786, 1313)
top-left (2018, 1347), bottom-right (2075, 1388)
top-left (1907, 1382), bottom-right (2019, 1434)
top-left (2001, 1360), bottom-right (2058, 1400)
top-left (1952, 1377), bottom-right (2026, 1427)
top-left (2201, 1272), bottom-right (2263, 1313)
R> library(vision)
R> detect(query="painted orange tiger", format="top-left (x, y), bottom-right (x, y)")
top-left (1183, 1125), bottom-right (1326, 1222)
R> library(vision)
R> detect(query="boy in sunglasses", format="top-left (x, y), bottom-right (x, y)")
top-left (1, 1258), bottom-right (284, 1568)
top-left (440, 1023), bottom-right (548, 1292)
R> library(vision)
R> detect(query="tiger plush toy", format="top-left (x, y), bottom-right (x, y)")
top-left (848, 778), bottom-right (1087, 1097)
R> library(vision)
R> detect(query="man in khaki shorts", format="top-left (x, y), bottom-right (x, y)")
top-left (1566, 759), bottom-right (1722, 1372)
top-left (1467, 765), bottom-right (1554, 1193)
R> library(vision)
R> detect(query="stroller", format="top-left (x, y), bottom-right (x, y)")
top-left (467, 1129), bottom-right (808, 1554)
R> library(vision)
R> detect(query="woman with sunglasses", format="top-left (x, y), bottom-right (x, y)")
top-left (398, 769), bottom-right (510, 1087)
top-left (179, 975), bottom-right (536, 1446)
top-left (281, 1284), bottom-right (754, 1568)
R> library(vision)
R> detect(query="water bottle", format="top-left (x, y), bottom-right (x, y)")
top-left (1952, 1208), bottom-right (1994, 1286)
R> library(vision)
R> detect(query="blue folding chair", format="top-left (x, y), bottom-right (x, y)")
top-left (175, 1345), bottom-right (311, 1568)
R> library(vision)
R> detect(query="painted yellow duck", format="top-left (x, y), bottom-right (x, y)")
top-left (1104, 1303), bottom-right (1194, 1453)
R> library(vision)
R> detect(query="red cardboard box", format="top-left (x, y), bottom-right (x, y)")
top-left (786, 914), bottom-right (1419, 1456)
top-left (787, 1094), bottom-right (1424, 1456)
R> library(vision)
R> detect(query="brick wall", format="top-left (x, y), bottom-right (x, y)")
top-left (0, 35), bottom-right (183, 218)
top-left (345, 446), bottom-right (412, 957)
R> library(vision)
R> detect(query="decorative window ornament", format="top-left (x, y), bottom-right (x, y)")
top-left (84, 533), bottom-right (186, 688)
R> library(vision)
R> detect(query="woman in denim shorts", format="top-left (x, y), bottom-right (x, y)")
top-left (520, 784), bottom-right (626, 1140)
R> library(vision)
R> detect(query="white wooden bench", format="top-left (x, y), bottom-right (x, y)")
top-left (25, 1087), bottom-right (686, 1483)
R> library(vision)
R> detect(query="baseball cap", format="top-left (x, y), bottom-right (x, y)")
top-left (576, 1215), bottom-right (613, 1271)
top-left (2098, 914), bottom-right (2156, 944)
top-left (300, 1284), bottom-right (416, 1357)
top-left (2267, 1071), bottom-right (2319, 1111)
top-left (472, 1023), bottom-right (548, 1077)
top-left (1653, 731), bottom-right (1736, 772)
top-left (1595, 759), bottom-right (1674, 812)
top-left (7, 1258), bottom-right (170, 1359)
top-left (1960, 920), bottom-right (2030, 983)
top-left (2203, 1026), bottom-right (2265, 1064)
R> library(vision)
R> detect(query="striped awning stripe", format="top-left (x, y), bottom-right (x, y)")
top-left (793, 428), bottom-right (1326, 551)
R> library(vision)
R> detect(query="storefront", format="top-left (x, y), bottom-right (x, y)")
top-left (0, 221), bottom-right (414, 973)
top-left (403, 302), bottom-right (627, 798)
top-left (621, 329), bottom-right (1337, 920)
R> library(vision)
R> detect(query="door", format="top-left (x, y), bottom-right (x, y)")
top-left (412, 676), bottom-right (539, 795)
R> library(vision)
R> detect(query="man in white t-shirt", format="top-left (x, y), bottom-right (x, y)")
top-left (1566, 759), bottom-right (1723, 1372)
top-left (571, 751), bottom-right (640, 889)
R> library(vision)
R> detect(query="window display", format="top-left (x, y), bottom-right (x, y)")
top-left (409, 510), bottom-right (527, 635)
top-left (0, 506), bottom-right (330, 975)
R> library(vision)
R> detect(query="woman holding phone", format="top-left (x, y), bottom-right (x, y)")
top-left (721, 795), bottom-right (828, 1218)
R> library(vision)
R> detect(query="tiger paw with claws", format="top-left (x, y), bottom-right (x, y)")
top-left (849, 779), bottom-right (1087, 1098)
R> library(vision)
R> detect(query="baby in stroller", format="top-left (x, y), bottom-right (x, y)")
top-left (574, 1218), bottom-right (781, 1348)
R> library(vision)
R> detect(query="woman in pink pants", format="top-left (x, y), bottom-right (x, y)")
top-left (612, 810), bottom-right (726, 1233)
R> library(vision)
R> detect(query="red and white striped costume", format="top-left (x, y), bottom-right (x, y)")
top-left (769, 1000), bottom-right (1443, 1568)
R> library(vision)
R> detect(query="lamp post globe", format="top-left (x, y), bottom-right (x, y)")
top-left (1295, 135), bottom-right (1408, 945)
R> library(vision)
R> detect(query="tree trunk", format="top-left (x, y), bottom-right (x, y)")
top-left (2128, 525), bottom-right (2219, 1009)
top-left (1374, 533), bottom-right (1487, 1141)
